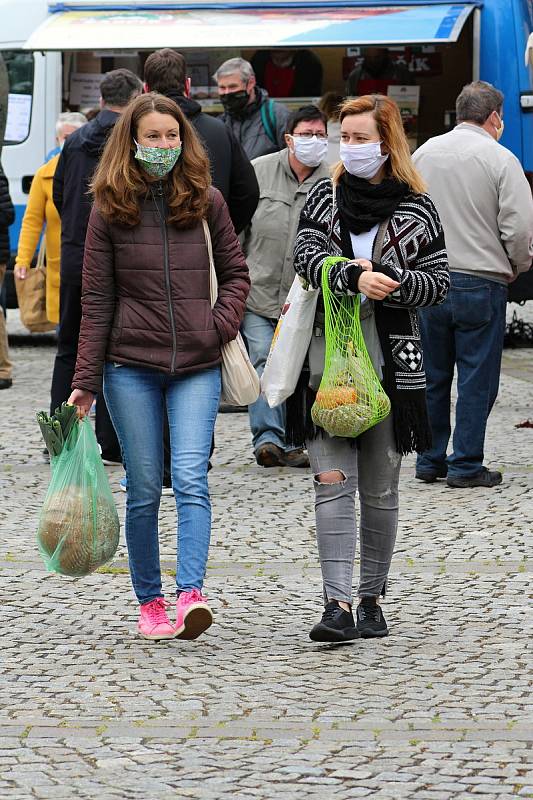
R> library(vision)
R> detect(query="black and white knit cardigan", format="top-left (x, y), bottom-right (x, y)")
top-left (294, 177), bottom-right (449, 306)
top-left (291, 177), bottom-right (450, 454)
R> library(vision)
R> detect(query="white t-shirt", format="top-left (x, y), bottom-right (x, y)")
top-left (350, 224), bottom-right (378, 303)
top-left (349, 224), bottom-right (384, 377)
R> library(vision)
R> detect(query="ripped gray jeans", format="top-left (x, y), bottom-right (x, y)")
top-left (307, 300), bottom-right (401, 604)
top-left (307, 416), bottom-right (401, 604)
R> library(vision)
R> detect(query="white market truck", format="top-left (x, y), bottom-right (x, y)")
top-left (1, 0), bottom-right (533, 303)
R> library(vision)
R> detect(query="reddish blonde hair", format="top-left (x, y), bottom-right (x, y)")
top-left (91, 93), bottom-right (211, 228)
top-left (332, 94), bottom-right (426, 194)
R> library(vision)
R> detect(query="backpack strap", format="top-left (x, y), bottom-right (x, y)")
top-left (260, 98), bottom-right (277, 145)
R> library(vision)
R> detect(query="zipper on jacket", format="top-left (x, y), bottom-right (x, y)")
top-left (152, 182), bottom-right (177, 373)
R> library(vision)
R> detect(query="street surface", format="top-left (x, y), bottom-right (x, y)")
top-left (1, 308), bottom-right (532, 799)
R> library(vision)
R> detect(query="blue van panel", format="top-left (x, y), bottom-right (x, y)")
top-left (479, 0), bottom-right (533, 170)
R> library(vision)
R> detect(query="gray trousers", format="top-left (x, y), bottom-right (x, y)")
top-left (307, 411), bottom-right (401, 604)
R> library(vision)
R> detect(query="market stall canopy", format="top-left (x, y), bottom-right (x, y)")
top-left (25, 3), bottom-right (478, 51)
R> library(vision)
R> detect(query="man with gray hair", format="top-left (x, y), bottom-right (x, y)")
top-left (413, 80), bottom-right (533, 488)
top-left (43, 112), bottom-right (88, 162)
top-left (214, 57), bottom-right (289, 160)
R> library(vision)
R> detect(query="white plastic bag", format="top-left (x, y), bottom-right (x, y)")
top-left (261, 275), bottom-right (319, 408)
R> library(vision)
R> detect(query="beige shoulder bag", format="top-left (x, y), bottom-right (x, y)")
top-left (15, 239), bottom-right (55, 333)
top-left (203, 220), bottom-right (260, 406)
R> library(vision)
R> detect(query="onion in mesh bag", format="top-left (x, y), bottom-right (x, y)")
top-left (312, 402), bottom-right (371, 438)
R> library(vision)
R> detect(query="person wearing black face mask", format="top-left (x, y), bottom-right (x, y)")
top-left (214, 57), bottom-right (289, 161)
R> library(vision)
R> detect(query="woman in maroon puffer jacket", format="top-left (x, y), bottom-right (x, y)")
top-left (68, 93), bottom-right (250, 641)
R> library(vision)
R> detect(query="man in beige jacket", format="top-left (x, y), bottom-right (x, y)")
top-left (413, 81), bottom-right (533, 488)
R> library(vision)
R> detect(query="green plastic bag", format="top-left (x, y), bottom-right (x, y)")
top-left (311, 257), bottom-right (391, 438)
top-left (36, 414), bottom-right (120, 577)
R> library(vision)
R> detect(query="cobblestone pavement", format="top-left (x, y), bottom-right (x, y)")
top-left (1, 307), bottom-right (532, 800)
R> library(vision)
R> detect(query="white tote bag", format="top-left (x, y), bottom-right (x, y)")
top-left (203, 220), bottom-right (260, 406)
top-left (261, 275), bottom-right (319, 409)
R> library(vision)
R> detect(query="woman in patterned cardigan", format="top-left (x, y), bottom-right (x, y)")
top-left (290, 95), bottom-right (449, 643)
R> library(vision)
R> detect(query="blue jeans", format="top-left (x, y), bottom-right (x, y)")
top-left (242, 311), bottom-right (287, 453)
top-left (417, 272), bottom-right (507, 478)
top-left (104, 363), bottom-right (221, 604)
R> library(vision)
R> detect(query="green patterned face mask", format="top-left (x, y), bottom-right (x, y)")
top-left (133, 139), bottom-right (182, 178)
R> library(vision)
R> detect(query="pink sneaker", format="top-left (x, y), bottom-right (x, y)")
top-left (138, 597), bottom-right (175, 640)
top-left (175, 589), bottom-right (213, 640)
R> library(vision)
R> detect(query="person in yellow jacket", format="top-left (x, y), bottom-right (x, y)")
top-left (14, 112), bottom-right (87, 323)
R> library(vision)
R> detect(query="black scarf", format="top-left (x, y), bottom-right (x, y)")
top-left (337, 171), bottom-right (409, 234)
top-left (373, 299), bottom-right (432, 456)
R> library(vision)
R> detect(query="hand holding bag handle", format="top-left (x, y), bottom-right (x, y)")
top-left (203, 219), bottom-right (260, 406)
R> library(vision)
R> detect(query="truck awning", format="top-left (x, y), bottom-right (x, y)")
top-left (25, 4), bottom-right (477, 51)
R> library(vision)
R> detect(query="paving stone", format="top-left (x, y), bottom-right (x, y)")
top-left (1, 308), bottom-right (532, 799)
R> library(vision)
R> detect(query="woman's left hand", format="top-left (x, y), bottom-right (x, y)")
top-left (67, 389), bottom-right (94, 418)
top-left (14, 265), bottom-right (28, 280)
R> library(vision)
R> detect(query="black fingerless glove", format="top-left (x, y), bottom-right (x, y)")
top-left (346, 263), bottom-right (364, 293)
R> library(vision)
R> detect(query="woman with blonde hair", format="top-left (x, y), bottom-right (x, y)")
top-left (291, 94), bottom-right (449, 642)
top-left (68, 93), bottom-right (249, 641)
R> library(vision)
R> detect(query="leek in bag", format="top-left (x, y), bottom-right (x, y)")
top-left (311, 258), bottom-right (391, 438)
top-left (36, 405), bottom-right (120, 576)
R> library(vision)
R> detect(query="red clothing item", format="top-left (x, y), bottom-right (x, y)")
top-left (356, 78), bottom-right (397, 96)
top-left (264, 60), bottom-right (295, 97)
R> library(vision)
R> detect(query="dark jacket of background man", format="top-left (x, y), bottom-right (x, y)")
top-left (53, 109), bottom-right (120, 286)
top-left (0, 162), bottom-right (14, 264)
top-left (49, 69), bottom-right (142, 459)
top-left (144, 49), bottom-right (259, 235)
top-left (165, 89), bottom-right (259, 234)
top-left (53, 69), bottom-right (143, 287)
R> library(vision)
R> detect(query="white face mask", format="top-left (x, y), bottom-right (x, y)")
top-left (290, 135), bottom-right (329, 167)
top-left (494, 113), bottom-right (504, 142)
top-left (340, 141), bottom-right (389, 179)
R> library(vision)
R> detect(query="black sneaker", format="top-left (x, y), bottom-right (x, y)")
top-left (415, 464), bottom-right (447, 483)
top-left (446, 468), bottom-right (502, 488)
top-left (309, 601), bottom-right (359, 643)
top-left (356, 597), bottom-right (389, 638)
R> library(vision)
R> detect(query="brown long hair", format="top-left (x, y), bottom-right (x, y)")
top-left (91, 93), bottom-right (211, 228)
top-left (332, 94), bottom-right (426, 194)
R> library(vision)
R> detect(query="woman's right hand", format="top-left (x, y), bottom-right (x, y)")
top-left (14, 265), bottom-right (28, 280)
top-left (67, 389), bottom-right (94, 418)
top-left (357, 270), bottom-right (400, 301)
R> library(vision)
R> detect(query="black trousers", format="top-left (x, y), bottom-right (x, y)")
top-left (51, 280), bottom-right (122, 462)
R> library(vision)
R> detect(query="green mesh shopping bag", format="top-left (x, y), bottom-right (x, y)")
top-left (311, 257), bottom-right (391, 438)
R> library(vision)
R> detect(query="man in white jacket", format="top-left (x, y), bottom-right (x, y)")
top-left (413, 80), bottom-right (533, 488)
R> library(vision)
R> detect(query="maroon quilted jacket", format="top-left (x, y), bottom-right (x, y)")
top-left (73, 186), bottom-right (249, 393)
